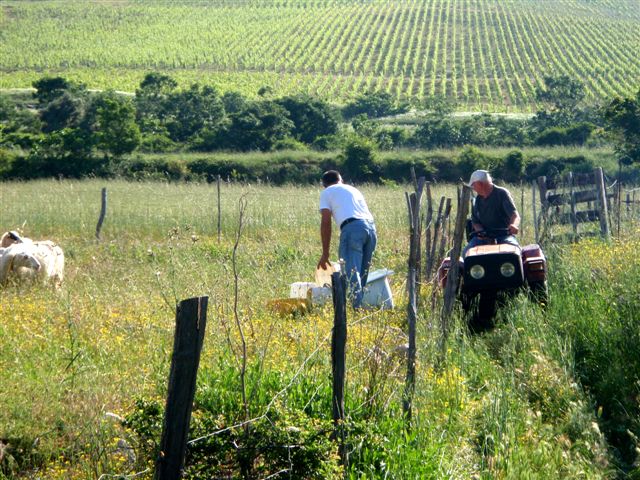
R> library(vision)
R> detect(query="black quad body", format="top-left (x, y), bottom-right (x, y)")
top-left (438, 228), bottom-right (547, 331)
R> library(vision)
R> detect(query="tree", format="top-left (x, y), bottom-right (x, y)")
top-left (498, 150), bottom-right (526, 183)
top-left (413, 117), bottom-right (461, 148)
top-left (135, 72), bottom-right (178, 134)
top-left (341, 136), bottom-right (379, 181)
top-left (163, 84), bottom-right (225, 143)
top-left (533, 75), bottom-right (586, 129)
top-left (536, 75), bottom-right (585, 111)
top-left (220, 101), bottom-right (293, 151)
top-left (24, 128), bottom-right (95, 178)
top-left (82, 91), bottom-right (140, 158)
top-left (32, 76), bottom-right (85, 105)
top-left (605, 89), bottom-right (640, 164)
top-left (276, 95), bottom-right (338, 144)
top-left (40, 92), bottom-right (85, 133)
top-left (343, 91), bottom-right (407, 119)
top-left (421, 95), bottom-right (456, 117)
top-left (351, 114), bottom-right (379, 138)
top-left (222, 91), bottom-right (248, 115)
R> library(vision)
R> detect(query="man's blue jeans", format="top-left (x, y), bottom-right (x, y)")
top-left (463, 234), bottom-right (519, 256)
top-left (339, 219), bottom-right (377, 308)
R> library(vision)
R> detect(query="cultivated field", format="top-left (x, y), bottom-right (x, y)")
top-left (1, 0), bottom-right (639, 110)
top-left (1, 179), bottom-right (640, 478)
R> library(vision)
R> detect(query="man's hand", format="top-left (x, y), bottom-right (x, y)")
top-left (508, 224), bottom-right (519, 235)
top-left (317, 254), bottom-right (330, 270)
top-left (472, 223), bottom-right (486, 239)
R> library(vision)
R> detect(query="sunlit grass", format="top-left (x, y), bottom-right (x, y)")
top-left (1, 179), bottom-right (637, 478)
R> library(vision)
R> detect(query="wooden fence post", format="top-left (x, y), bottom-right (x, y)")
top-left (520, 184), bottom-right (525, 239)
top-left (155, 296), bottom-right (209, 480)
top-left (426, 197), bottom-right (446, 279)
top-left (532, 182), bottom-right (539, 244)
top-left (594, 167), bottom-right (610, 238)
top-left (217, 175), bottom-right (222, 242)
top-left (616, 179), bottom-right (622, 237)
top-left (440, 185), bottom-right (472, 352)
top-left (95, 187), bottom-right (107, 240)
top-left (436, 199), bottom-right (453, 270)
top-left (403, 178), bottom-right (424, 423)
top-left (424, 183), bottom-right (433, 281)
top-left (568, 172), bottom-right (578, 237)
top-left (331, 270), bottom-right (348, 467)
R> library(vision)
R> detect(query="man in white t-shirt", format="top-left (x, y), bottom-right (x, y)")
top-left (318, 170), bottom-right (377, 308)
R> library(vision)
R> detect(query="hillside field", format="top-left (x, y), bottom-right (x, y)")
top-left (1, 0), bottom-right (639, 111)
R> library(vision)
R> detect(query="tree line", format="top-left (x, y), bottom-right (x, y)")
top-left (0, 73), bottom-right (638, 183)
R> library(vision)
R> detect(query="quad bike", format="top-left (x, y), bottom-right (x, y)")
top-left (437, 225), bottom-right (548, 331)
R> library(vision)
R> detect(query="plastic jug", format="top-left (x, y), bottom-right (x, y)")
top-left (290, 282), bottom-right (317, 299)
top-left (315, 261), bottom-right (340, 287)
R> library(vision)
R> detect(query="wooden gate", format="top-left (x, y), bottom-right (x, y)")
top-left (534, 167), bottom-right (613, 242)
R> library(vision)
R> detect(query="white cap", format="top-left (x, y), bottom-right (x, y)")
top-left (468, 170), bottom-right (492, 186)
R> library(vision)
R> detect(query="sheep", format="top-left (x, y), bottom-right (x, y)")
top-left (0, 231), bottom-right (32, 248)
top-left (0, 241), bottom-right (64, 287)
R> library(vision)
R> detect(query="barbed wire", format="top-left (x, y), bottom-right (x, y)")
top-left (187, 306), bottom-right (384, 446)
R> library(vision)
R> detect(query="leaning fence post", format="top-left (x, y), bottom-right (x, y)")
top-left (520, 183), bottom-right (525, 239)
top-left (594, 167), bottom-right (610, 239)
top-left (532, 182), bottom-right (539, 244)
top-left (155, 296), bottom-right (209, 480)
top-left (95, 187), bottom-right (107, 240)
top-left (331, 270), bottom-right (348, 467)
top-left (440, 184), bottom-right (472, 354)
top-left (424, 183), bottom-right (433, 281)
top-left (217, 175), bottom-right (222, 242)
top-left (403, 190), bottom-right (418, 423)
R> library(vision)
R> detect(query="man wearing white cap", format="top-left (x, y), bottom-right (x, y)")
top-left (464, 169), bottom-right (520, 254)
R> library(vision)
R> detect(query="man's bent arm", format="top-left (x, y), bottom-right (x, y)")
top-left (318, 209), bottom-right (332, 269)
top-left (508, 211), bottom-right (520, 234)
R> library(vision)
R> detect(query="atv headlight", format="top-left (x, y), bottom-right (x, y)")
top-left (500, 262), bottom-right (516, 277)
top-left (469, 264), bottom-right (485, 279)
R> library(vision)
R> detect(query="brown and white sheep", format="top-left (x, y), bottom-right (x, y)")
top-left (0, 241), bottom-right (64, 287)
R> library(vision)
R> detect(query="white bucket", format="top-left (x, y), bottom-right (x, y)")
top-left (290, 282), bottom-right (317, 299)
top-left (362, 269), bottom-right (394, 310)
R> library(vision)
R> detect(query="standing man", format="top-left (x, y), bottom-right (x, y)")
top-left (464, 169), bottom-right (520, 254)
top-left (318, 170), bottom-right (377, 308)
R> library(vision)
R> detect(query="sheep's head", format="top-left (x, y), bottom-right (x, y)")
top-left (1, 231), bottom-right (23, 248)
top-left (13, 253), bottom-right (41, 271)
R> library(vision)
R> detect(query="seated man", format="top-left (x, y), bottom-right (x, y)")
top-left (464, 170), bottom-right (520, 255)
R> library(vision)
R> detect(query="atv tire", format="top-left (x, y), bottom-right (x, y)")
top-left (529, 280), bottom-right (548, 307)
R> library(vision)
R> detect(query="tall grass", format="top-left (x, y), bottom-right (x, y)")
top-left (0, 179), bottom-right (637, 478)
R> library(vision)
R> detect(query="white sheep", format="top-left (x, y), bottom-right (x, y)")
top-left (0, 241), bottom-right (64, 287)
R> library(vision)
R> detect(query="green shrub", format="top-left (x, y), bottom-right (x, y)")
top-left (340, 136), bottom-right (379, 182)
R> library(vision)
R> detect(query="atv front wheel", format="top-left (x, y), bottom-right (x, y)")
top-left (529, 280), bottom-right (548, 307)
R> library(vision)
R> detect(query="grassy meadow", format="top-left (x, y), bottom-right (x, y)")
top-left (1, 179), bottom-right (639, 478)
top-left (1, 0), bottom-right (639, 110)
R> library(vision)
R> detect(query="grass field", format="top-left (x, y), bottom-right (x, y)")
top-left (1, 0), bottom-right (639, 111)
top-left (1, 179), bottom-right (640, 478)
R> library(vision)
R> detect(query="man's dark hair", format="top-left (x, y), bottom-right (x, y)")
top-left (322, 170), bottom-right (341, 187)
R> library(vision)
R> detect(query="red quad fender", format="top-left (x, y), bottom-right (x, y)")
top-left (437, 243), bottom-right (547, 290)
top-left (521, 244), bottom-right (547, 283)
